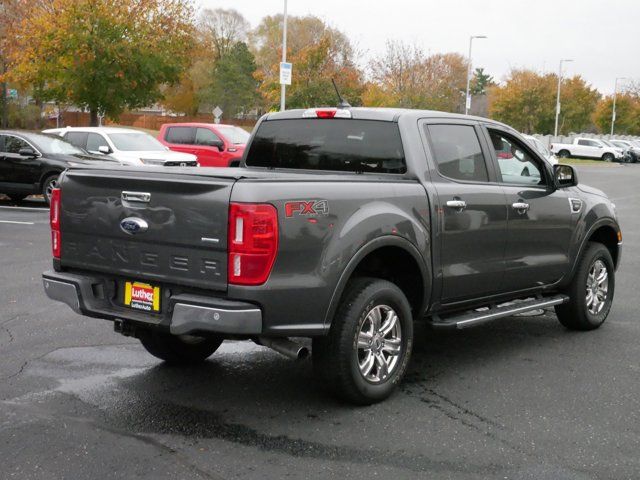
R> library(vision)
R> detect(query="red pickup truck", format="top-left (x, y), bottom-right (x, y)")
top-left (158, 123), bottom-right (250, 167)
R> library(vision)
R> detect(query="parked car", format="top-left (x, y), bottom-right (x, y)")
top-left (42, 107), bottom-right (622, 404)
top-left (0, 130), bottom-right (120, 204)
top-left (158, 123), bottom-right (250, 167)
top-left (522, 134), bottom-right (558, 165)
top-left (610, 140), bottom-right (639, 163)
top-left (43, 127), bottom-right (198, 167)
top-left (550, 137), bottom-right (625, 162)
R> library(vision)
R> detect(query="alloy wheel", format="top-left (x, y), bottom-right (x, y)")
top-left (586, 259), bottom-right (609, 315)
top-left (356, 304), bottom-right (402, 383)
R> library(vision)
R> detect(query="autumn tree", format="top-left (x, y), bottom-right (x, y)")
top-left (368, 41), bottom-right (468, 111)
top-left (252, 15), bottom-right (365, 110)
top-left (199, 8), bottom-right (250, 61)
top-left (489, 69), bottom-right (599, 134)
top-left (5, 0), bottom-right (194, 125)
top-left (592, 94), bottom-right (640, 135)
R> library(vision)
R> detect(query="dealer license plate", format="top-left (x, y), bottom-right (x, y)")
top-left (124, 281), bottom-right (161, 312)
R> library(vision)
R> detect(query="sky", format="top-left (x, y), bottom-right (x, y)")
top-left (198, 0), bottom-right (639, 95)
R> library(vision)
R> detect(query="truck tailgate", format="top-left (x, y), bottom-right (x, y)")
top-left (59, 168), bottom-right (234, 291)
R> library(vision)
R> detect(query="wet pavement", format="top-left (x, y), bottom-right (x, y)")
top-left (1, 166), bottom-right (639, 479)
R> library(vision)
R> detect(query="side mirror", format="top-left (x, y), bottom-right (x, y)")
top-left (554, 164), bottom-right (578, 188)
top-left (98, 145), bottom-right (111, 154)
top-left (209, 139), bottom-right (224, 151)
top-left (18, 147), bottom-right (37, 157)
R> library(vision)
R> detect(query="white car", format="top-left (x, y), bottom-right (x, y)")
top-left (550, 137), bottom-right (625, 162)
top-left (43, 127), bottom-right (198, 167)
top-left (522, 135), bottom-right (558, 165)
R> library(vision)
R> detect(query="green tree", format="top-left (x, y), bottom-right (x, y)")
top-left (6, 0), bottom-right (193, 125)
top-left (470, 67), bottom-right (494, 95)
top-left (206, 42), bottom-right (259, 118)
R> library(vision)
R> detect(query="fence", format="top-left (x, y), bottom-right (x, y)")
top-left (45, 111), bottom-right (257, 131)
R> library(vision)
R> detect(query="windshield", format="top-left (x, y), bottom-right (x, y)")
top-left (217, 126), bottom-right (250, 144)
top-left (32, 134), bottom-right (85, 155)
top-left (245, 119), bottom-right (406, 174)
top-left (107, 132), bottom-right (166, 151)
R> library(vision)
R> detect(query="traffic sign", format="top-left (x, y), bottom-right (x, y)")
top-left (213, 106), bottom-right (223, 124)
top-left (280, 62), bottom-right (292, 85)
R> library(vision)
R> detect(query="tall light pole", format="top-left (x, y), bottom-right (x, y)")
top-left (465, 35), bottom-right (487, 115)
top-left (280, 0), bottom-right (288, 112)
top-left (554, 58), bottom-right (573, 137)
top-left (611, 77), bottom-right (628, 136)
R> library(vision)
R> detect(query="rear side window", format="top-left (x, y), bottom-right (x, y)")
top-left (245, 119), bottom-right (406, 174)
top-left (165, 127), bottom-right (196, 145)
top-left (427, 124), bottom-right (489, 182)
top-left (64, 132), bottom-right (88, 149)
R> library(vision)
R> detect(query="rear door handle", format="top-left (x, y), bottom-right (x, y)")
top-left (446, 200), bottom-right (467, 211)
top-left (512, 202), bottom-right (530, 213)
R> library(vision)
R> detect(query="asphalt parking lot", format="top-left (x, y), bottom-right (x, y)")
top-left (1, 165), bottom-right (639, 480)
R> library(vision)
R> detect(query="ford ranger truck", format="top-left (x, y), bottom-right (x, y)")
top-left (42, 107), bottom-right (622, 405)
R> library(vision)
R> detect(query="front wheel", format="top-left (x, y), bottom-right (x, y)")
top-left (314, 277), bottom-right (413, 405)
top-left (555, 242), bottom-right (615, 331)
top-left (602, 153), bottom-right (614, 162)
top-left (138, 330), bottom-right (223, 365)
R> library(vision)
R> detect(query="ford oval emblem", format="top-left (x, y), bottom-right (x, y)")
top-left (120, 217), bottom-right (149, 235)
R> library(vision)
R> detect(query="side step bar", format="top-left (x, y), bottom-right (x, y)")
top-left (430, 295), bottom-right (569, 330)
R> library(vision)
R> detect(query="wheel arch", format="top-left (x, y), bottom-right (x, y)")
top-left (39, 169), bottom-right (63, 189)
top-left (566, 219), bottom-right (621, 286)
top-left (323, 236), bottom-right (431, 329)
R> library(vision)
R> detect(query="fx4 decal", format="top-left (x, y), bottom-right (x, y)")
top-left (285, 200), bottom-right (330, 217)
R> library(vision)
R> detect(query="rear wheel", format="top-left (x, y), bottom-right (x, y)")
top-left (558, 150), bottom-right (570, 159)
top-left (602, 153), bottom-right (614, 162)
top-left (555, 242), bottom-right (615, 331)
top-left (138, 330), bottom-right (223, 365)
top-left (314, 277), bottom-right (413, 405)
top-left (42, 174), bottom-right (60, 205)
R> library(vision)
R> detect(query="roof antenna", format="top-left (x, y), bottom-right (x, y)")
top-left (332, 79), bottom-right (352, 109)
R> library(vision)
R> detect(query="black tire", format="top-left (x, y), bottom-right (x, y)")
top-left (558, 150), bottom-right (570, 159)
top-left (314, 277), bottom-right (413, 405)
top-left (8, 194), bottom-right (28, 202)
top-left (42, 174), bottom-right (60, 206)
top-left (602, 153), bottom-right (614, 163)
top-left (555, 242), bottom-right (615, 331)
top-left (138, 330), bottom-right (223, 365)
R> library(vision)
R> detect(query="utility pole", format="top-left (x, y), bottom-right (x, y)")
top-left (554, 59), bottom-right (573, 137)
top-left (611, 77), bottom-right (628, 136)
top-left (465, 35), bottom-right (487, 115)
top-left (280, 0), bottom-right (288, 112)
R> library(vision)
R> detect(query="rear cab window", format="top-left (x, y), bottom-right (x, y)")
top-left (245, 119), bottom-right (406, 174)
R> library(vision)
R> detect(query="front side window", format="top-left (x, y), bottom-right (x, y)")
top-left (488, 130), bottom-right (544, 186)
top-left (427, 124), bottom-right (489, 182)
top-left (195, 128), bottom-right (221, 146)
top-left (86, 133), bottom-right (109, 152)
top-left (4, 136), bottom-right (29, 154)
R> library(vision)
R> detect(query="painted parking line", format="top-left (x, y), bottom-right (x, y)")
top-left (0, 220), bottom-right (36, 225)
top-left (0, 206), bottom-right (48, 212)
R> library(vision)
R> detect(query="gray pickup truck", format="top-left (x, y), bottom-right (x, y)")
top-left (43, 107), bottom-right (622, 404)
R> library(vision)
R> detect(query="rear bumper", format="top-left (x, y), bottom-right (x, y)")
top-left (42, 270), bottom-right (262, 336)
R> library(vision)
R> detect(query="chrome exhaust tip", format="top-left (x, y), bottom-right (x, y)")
top-left (255, 337), bottom-right (309, 360)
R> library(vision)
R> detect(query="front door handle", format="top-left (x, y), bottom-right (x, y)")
top-left (512, 202), bottom-right (530, 213)
top-left (446, 200), bottom-right (467, 211)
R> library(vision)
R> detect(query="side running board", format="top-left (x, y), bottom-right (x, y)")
top-left (430, 295), bottom-right (569, 330)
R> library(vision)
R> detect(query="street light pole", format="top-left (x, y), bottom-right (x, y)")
top-left (554, 58), bottom-right (573, 137)
top-left (611, 77), bottom-right (628, 136)
top-left (280, 0), bottom-right (288, 112)
top-left (465, 35), bottom-right (487, 115)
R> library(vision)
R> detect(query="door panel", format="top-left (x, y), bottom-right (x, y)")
top-left (4, 136), bottom-right (41, 186)
top-left (424, 123), bottom-right (508, 303)
top-left (485, 128), bottom-right (573, 290)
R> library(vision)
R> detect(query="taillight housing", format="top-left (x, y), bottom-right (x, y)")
top-left (228, 202), bottom-right (278, 285)
top-left (50, 188), bottom-right (61, 259)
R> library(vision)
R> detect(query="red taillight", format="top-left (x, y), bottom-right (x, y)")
top-left (50, 188), bottom-right (61, 259)
top-left (228, 202), bottom-right (278, 285)
top-left (316, 109), bottom-right (337, 119)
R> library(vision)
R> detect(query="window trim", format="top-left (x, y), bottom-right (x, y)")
top-left (482, 126), bottom-right (551, 188)
top-left (421, 120), bottom-right (496, 185)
